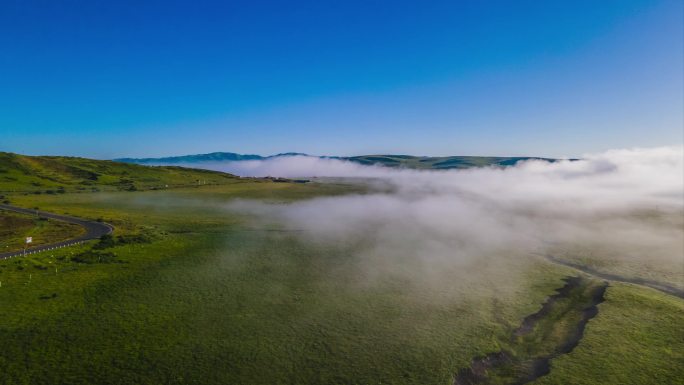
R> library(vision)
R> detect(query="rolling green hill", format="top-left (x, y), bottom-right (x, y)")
top-left (115, 151), bottom-right (266, 164)
top-left (0, 152), bottom-right (240, 194)
top-left (116, 152), bottom-right (560, 170)
top-left (346, 154), bottom-right (557, 169)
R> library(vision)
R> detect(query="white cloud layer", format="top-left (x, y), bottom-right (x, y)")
top-left (222, 146), bottom-right (683, 289)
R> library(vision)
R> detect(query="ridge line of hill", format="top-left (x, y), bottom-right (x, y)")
top-left (114, 152), bottom-right (563, 170)
top-left (0, 151), bottom-right (242, 195)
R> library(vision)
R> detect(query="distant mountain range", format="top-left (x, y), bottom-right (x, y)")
top-left (115, 152), bottom-right (560, 170)
top-left (115, 152), bottom-right (307, 164)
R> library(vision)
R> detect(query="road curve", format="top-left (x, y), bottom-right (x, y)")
top-left (540, 254), bottom-right (684, 299)
top-left (0, 204), bottom-right (113, 260)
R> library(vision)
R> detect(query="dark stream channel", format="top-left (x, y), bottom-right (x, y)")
top-left (453, 276), bottom-right (608, 385)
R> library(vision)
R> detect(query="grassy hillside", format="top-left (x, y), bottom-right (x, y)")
top-left (0, 152), bottom-right (242, 195)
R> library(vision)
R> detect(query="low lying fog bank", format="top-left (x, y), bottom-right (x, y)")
top-left (173, 156), bottom-right (392, 178)
top-left (224, 147), bottom-right (684, 289)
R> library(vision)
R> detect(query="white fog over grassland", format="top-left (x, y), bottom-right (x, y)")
top-left (208, 147), bottom-right (684, 290)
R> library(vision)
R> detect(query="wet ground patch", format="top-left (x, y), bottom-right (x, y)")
top-left (454, 276), bottom-right (608, 385)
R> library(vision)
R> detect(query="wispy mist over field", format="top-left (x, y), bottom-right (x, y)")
top-left (226, 147), bottom-right (684, 289)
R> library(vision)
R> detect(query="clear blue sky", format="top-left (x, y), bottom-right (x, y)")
top-left (1, 0), bottom-right (682, 158)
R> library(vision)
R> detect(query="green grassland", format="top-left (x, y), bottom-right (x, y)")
top-left (535, 283), bottom-right (684, 385)
top-left (0, 186), bottom-right (565, 385)
top-left (0, 209), bottom-right (85, 252)
top-left (0, 154), bottom-right (681, 384)
top-left (464, 277), bottom-right (610, 385)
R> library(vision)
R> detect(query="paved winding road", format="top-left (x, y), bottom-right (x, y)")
top-left (0, 204), bottom-right (113, 260)
top-left (540, 253), bottom-right (684, 299)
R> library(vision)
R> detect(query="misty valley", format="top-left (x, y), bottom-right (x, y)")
top-left (0, 149), bottom-right (682, 385)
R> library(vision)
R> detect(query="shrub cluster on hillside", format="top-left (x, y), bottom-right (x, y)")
top-left (93, 232), bottom-right (155, 250)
